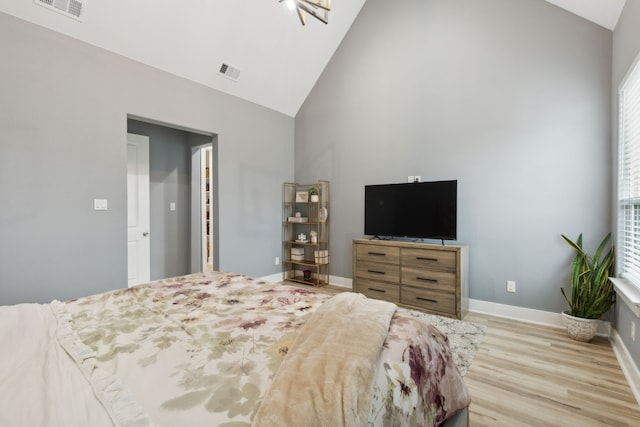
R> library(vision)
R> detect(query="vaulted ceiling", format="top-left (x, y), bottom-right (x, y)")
top-left (0, 0), bottom-right (626, 117)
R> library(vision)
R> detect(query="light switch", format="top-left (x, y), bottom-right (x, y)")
top-left (94, 199), bottom-right (108, 211)
top-left (169, 202), bottom-right (176, 211)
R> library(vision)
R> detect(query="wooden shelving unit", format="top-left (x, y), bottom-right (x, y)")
top-left (282, 180), bottom-right (330, 286)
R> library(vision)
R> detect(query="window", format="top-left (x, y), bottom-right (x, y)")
top-left (617, 56), bottom-right (640, 290)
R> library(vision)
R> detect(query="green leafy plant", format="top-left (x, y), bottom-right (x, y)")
top-left (561, 233), bottom-right (615, 319)
top-left (308, 185), bottom-right (319, 196)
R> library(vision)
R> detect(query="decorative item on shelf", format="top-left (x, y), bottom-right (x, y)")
top-left (314, 250), bottom-right (329, 264)
top-left (308, 185), bottom-right (319, 203)
top-left (310, 230), bottom-right (318, 243)
top-left (295, 212), bottom-right (301, 218)
top-left (560, 232), bottom-right (615, 342)
top-left (318, 207), bottom-right (328, 223)
top-left (303, 269), bottom-right (312, 280)
top-left (288, 216), bottom-right (308, 223)
top-left (291, 247), bottom-right (305, 261)
top-left (296, 191), bottom-right (309, 203)
top-left (296, 233), bottom-right (308, 243)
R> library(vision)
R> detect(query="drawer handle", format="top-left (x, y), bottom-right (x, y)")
top-left (416, 257), bottom-right (438, 262)
top-left (416, 277), bottom-right (438, 283)
top-left (416, 297), bottom-right (438, 304)
top-left (368, 251), bottom-right (387, 257)
top-left (367, 287), bottom-right (386, 294)
top-left (367, 269), bottom-right (386, 275)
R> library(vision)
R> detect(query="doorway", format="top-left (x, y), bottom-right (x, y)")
top-left (127, 117), bottom-right (217, 281)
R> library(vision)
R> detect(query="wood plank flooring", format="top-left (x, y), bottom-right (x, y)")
top-left (464, 312), bottom-right (640, 426)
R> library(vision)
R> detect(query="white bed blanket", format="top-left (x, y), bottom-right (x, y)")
top-left (0, 302), bottom-right (151, 427)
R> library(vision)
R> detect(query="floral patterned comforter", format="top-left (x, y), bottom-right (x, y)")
top-left (60, 271), bottom-right (470, 426)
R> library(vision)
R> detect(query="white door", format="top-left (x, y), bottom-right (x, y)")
top-left (127, 133), bottom-right (150, 287)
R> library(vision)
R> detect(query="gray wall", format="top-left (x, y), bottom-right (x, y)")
top-left (612, 0), bottom-right (640, 372)
top-left (127, 119), bottom-right (211, 281)
top-left (295, 0), bottom-right (612, 314)
top-left (0, 12), bottom-right (293, 305)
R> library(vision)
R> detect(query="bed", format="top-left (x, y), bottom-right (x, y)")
top-left (0, 271), bottom-right (470, 427)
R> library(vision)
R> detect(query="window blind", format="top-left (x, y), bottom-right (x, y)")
top-left (618, 58), bottom-right (640, 288)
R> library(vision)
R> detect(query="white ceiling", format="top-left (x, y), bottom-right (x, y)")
top-left (0, 0), bottom-right (626, 117)
top-left (544, 0), bottom-right (626, 31)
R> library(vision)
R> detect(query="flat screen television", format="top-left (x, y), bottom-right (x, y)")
top-left (364, 180), bottom-right (457, 240)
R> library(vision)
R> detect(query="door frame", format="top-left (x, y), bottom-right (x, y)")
top-left (201, 146), bottom-right (213, 270)
top-left (191, 142), bottom-right (218, 272)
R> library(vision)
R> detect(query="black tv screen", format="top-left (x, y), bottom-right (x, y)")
top-left (364, 180), bottom-right (457, 240)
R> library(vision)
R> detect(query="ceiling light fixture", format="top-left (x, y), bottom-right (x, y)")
top-left (279, 0), bottom-right (331, 26)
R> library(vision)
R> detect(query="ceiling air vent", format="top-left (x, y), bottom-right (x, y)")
top-left (35, 0), bottom-right (84, 21)
top-left (218, 63), bottom-right (241, 82)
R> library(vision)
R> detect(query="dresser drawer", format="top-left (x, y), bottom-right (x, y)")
top-left (401, 267), bottom-right (456, 292)
top-left (355, 260), bottom-right (400, 283)
top-left (402, 248), bottom-right (456, 271)
top-left (356, 278), bottom-right (400, 303)
top-left (401, 286), bottom-right (456, 316)
top-left (356, 244), bottom-right (400, 264)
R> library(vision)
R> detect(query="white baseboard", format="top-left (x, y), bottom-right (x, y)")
top-left (611, 329), bottom-right (640, 405)
top-left (468, 298), bottom-right (612, 335)
top-left (468, 299), bottom-right (564, 328)
top-left (260, 272), bottom-right (283, 283)
top-left (328, 276), bottom-right (352, 289)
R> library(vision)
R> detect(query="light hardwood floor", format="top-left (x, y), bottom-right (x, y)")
top-left (464, 312), bottom-right (640, 426)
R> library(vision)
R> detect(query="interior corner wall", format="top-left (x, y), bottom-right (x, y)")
top-left (0, 12), bottom-right (294, 305)
top-left (295, 0), bottom-right (612, 314)
top-left (612, 0), bottom-right (640, 374)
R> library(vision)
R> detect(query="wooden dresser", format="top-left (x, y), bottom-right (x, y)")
top-left (352, 239), bottom-right (468, 319)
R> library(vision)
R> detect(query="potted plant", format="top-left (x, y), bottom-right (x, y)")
top-left (560, 232), bottom-right (615, 342)
top-left (308, 185), bottom-right (319, 202)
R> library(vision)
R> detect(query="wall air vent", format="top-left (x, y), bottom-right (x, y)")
top-left (218, 63), bottom-right (241, 82)
top-left (35, 0), bottom-right (84, 21)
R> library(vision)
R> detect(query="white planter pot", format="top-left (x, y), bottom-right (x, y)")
top-left (310, 194), bottom-right (319, 202)
top-left (561, 311), bottom-right (598, 342)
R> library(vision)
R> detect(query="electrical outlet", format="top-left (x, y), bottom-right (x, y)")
top-left (414, 176), bottom-right (421, 182)
top-left (506, 280), bottom-right (516, 293)
top-left (407, 176), bottom-right (414, 183)
top-left (275, 256), bottom-right (280, 265)
top-left (632, 321), bottom-right (636, 342)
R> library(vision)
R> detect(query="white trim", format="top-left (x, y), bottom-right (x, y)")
top-left (469, 299), bottom-right (563, 327)
top-left (468, 298), bottom-right (611, 336)
top-left (260, 272), bottom-right (284, 283)
top-left (611, 329), bottom-right (640, 405)
top-left (200, 149), bottom-right (207, 270)
top-left (328, 276), bottom-right (352, 289)
top-left (610, 277), bottom-right (640, 317)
